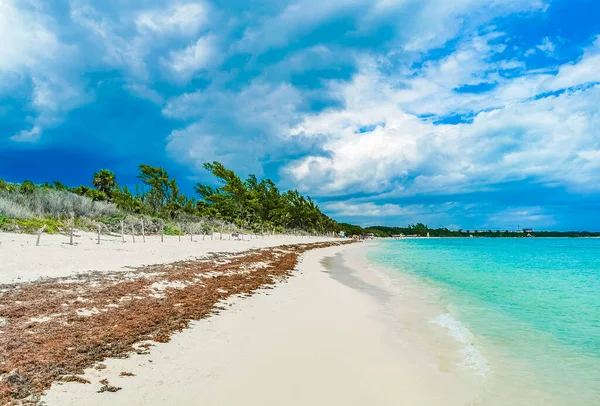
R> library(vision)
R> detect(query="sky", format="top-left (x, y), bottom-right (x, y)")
top-left (1, 0), bottom-right (600, 231)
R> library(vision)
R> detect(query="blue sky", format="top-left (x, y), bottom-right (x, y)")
top-left (1, 0), bottom-right (600, 231)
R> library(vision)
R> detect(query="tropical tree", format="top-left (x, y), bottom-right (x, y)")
top-left (92, 169), bottom-right (117, 197)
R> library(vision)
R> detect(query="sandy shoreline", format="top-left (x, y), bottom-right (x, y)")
top-left (8, 241), bottom-right (481, 405)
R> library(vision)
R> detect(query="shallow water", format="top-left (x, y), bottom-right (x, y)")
top-left (368, 238), bottom-right (600, 405)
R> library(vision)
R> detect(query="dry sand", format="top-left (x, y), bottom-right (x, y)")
top-left (37, 242), bottom-right (483, 405)
top-left (0, 231), bottom-right (330, 284)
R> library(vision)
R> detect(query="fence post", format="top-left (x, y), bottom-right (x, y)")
top-left (190, 224), bottom-right (194, 242)
top-left (220, 222), bottom-right (224, 240)
top-left (36, 224), bottom-right (47, 247)
top-left (161, 224), bottom-right (164, 243)
top-left (178, 223), bottom-right (181, 242)
top-left (97, 224), bottom-right (101, 245)
top-left (131, 224), bottom-right (135, 243)
top-left (70, 216), bottom-right (74, 245)
top-left (121, 221), bottom-right (125, 243)
top-left (141, 219), bottom-right (146, 243)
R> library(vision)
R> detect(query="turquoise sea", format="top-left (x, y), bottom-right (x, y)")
top-left (368, 238), bottom-right (600, 405)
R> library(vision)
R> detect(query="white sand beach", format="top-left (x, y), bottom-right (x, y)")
top-left (17, 240), bottom-right (484, 405)
top-left (0, 231), bottom-right (331, 284)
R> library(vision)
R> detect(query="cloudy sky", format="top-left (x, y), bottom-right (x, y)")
top-left (1, 0), bottom-right (600, 230)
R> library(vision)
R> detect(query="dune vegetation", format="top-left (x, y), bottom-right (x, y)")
top-left (0, 162), bottom-right (338, 236)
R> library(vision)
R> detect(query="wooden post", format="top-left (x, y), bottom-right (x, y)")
top-left (161, 224), bottom-right (164, 242)
top-left (141, 219), bottom-right (146, 243)
top-left (131, 224), bottom-right (135, 243)
top-left (229, 223), bottom-right (231, 240)
top-left (70, 216), bottom-right (74, 245)
top-left (97, 224), bottom-right (101, 245)
top-left (36, 224), bottom-right (47, 247)
top-left (220, 222), bottom-right (224, 240)
top-left (121, 221), bottom-right (125, 243)
top-left (178, 223), bottom-right (181, 242)
top-left (190, 224), bottom-right (193, 242)
top-left (202, 222), bottom-right (206, 241)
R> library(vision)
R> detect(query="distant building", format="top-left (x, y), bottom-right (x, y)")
top-left (523, 228), bottom-right (534, 233)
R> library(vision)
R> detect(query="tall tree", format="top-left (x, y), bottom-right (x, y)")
top-left (137, 165), bottom-right (171, 213)
top-left (92, 169), bottom-right (117, 197)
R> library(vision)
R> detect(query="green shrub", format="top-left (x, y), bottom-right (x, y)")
top-left (20, 181), bottom-right (36, 194)
top-left (164, 224), bottom-right (183, 236)
top-left (15, 218), bottom-right (64, 234)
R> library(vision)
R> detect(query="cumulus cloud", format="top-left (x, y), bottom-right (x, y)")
top-left (284, 50), bottom-right (600, 197)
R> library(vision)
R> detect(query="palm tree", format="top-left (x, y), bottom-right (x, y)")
top-left (92, 169), bottom-right (117, 197)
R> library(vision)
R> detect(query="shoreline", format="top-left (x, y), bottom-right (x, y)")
top-left (34, 241), bottom-right (482, 405)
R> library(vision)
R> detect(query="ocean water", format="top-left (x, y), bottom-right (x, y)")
top-left (368, 238), bottom-right (600, 405)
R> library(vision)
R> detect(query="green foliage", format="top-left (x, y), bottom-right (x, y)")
top-left (92, 169), bottom-right (117, 197)
top-left (0, 214), bottom-right (7, 228)
top-left (20, 180), bottom-right (36, 194)
top-left (163, 224), bottom-right (183, 236)
top-left (0, 179), bottom-right (11, 191)
top-left (194, 162), bottom-right (336, 233)
top-left (96, 216), bottom-right (126, 227)
top-left (15, 218), bottom-right (63, 234)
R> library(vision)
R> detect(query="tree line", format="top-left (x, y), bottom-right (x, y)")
top-left (0, 162), bottom-right (338, 235)
top-left (345, 223), bottom-right (600, 238)
top-left (3, 165), bottom-right (597, 237)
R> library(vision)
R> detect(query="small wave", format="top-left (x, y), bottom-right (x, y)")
top-left (431, 313), bottom-right (490, 376)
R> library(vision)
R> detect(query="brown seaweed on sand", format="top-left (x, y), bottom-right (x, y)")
top-left (0, 241), bottom-right (350, 404)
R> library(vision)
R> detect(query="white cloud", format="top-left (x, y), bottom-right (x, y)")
top-left (322, 201), bottom-right (413, 217)
top-left (547, 36), bottom-right (600, 91)
top-left (136, 2), bottom-right (209, 36)
top-left (536, 37), bottom-right (555, 55)
top-left (234, 0), bottom-right (547, 57)
top-left (284, 46), bottom-right (600, 198)
top-left (486, 207), bottom-right (555, 228)
top-left (0, 0), bottom-right (91, 142)
top-left (164, 35), bottom-right (219, 80)
top-left (4, 0), bottom-right (223, 141)
top-left (234, 0), bottom-right (366, 53)
top-left (0, 0), bottom-right (60, 73)
top-left (164, 80), bottom-right (304, 174)
top-left (11, 126), bottom-right (42, 143)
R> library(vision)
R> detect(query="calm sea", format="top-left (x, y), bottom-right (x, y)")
top-left (368, 238), bottom-right (600, 405)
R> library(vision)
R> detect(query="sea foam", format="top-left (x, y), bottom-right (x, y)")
top-left (431, 313), bottom-right (490, 376)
